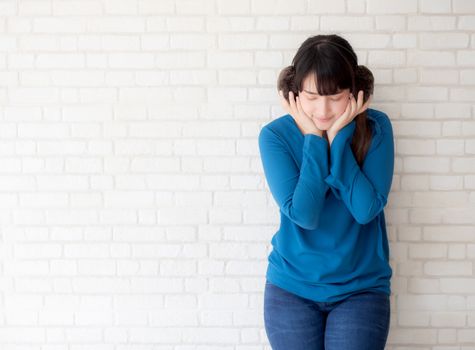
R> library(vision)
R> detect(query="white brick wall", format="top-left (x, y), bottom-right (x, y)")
top-left (0, 0), bottom-right (473, 349)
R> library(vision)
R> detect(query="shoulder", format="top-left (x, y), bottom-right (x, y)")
top-left (366, 108), bottom-right (393, 136)
top-left (364, 108), bottom-right (394, 156)
top-left (258, 114), bottom-right (293, 142)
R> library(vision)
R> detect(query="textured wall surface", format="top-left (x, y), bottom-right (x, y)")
top-left (0, 0), bottom-right (474, 349)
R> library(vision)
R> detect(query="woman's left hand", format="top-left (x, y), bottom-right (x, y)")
top-left (326, 90), bottom-right (372, 145)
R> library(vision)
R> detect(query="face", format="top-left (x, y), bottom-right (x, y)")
top-left (299, 73), bottom-right (351, 130)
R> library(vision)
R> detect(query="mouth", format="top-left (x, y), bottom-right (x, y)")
top-left (316, 117), bottom-right (332, 122)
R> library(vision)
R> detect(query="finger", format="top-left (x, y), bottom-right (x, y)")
top-left (279, 91), bottom-right (290, 112)
top-left (358, 94), bottom-right (372, 114)
top-left (296, 96), bottom-right (308, 119)
top-left (363, 94), bottom-right (372, 109)
top-left (340, 97), bottom-right (352, 119)
top-left (350, 93), bottom-right (357, 117)
top-left (289, 91), bottom-right (297, 112)
top-left (281, 99), bottom-right (289, 113)
top-left (356, 90), bottom-right (364, 111)
top-left (279, 94), bottom-right (289, 111)
top-left (289, 91), bottom-right (300, 117)
top-left (287, 91), bottom-right (295, 112)
top-left (359, 98), bottom-right (370, 113)
top-left (346, 94), bottom-right (355, 117)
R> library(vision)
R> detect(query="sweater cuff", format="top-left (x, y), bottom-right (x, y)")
top-left (324, 120), bottom-right (358, 200)
top-left (303, 132), bottom-right (329, 150)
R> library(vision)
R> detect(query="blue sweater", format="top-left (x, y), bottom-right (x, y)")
top-left (258, 108), bottom-right (394, 302)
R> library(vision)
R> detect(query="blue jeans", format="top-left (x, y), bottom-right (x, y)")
top-left (264, 280), bottom-right (390, 350)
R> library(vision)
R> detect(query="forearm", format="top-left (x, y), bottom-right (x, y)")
top-left (289, 134), bottom-right (330, 229)
top-left (323, 118), bottom-right (394, 225)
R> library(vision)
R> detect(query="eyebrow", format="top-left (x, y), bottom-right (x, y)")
top-left (303, 89), bottom-right (342, 96)
top-left (303, 89), bottom-right (319, 95)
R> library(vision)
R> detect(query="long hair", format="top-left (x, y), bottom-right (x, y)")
top-left (277, 34), bottom-right (374, 167)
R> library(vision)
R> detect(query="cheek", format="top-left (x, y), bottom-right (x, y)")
top-left (334, 99), bottom-right (350, 116)
top-left (299, 98), bottom-right (313, 112)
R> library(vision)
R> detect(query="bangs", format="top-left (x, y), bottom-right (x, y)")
top-left (294, 43), bottom-right (355, 96)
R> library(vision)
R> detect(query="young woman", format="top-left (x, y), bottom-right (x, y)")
top-left (258, 34), bottom-right (394, 349)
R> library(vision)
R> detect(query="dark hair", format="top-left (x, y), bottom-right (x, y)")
top-left (277, 34), bottom-right (374, 166)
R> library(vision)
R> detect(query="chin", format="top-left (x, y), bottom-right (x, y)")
top-left (314, 118), bottom-right (333, 130)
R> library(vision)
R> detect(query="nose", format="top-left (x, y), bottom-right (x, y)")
top-left (316, 99), bottom-right (331, 118)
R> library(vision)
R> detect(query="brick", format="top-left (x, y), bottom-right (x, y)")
top-left (424, 226), bottom-right (475, 242)
top-left (320, 16), bottom-right (373, 31)
top-left (457, 50), bottom-right (475, 66)
top-left (139, 0), bottom-right (174, 14)
top-left (19, 1), bottom-right (51, 15)
top-left (431, 312), bottom-right (466, 327)
top-left (393, 34), bottom-right (417, 48)
top-left (409, 243), bottom-right (447, 259)
top-left (459, 16), bottom-right (475, 30)
top-left (440, 278), bottom-right (475, 293)
top-left (206, 16), bottom-right (254, 32)
top-left (408, 278), bottom-right (440, 293)
top-left (252, 0), bottom-right (306, 14)
top-left (218, 34), bottom-right (267, 50)
top-left (408, 16), bottom-right (456, 31)
top-left (407, 51), bottom-right (455, 67)
top-left (420, 0), bottom-right (451, 13)
top-left (175, 0), bottom-right (215, 14)
top-left (375, 16), bottom-right (406, 31)
top-left (398, 311), bottom-right (430, 326)
top-left (453, 157), bottom-right (475, 172)
top-left (256, 17), bottom-right (289, 31)
top-left (307, 0), bottom-right (345, 13)
top-left (172, 33), bottom-right (215, 50)
top-left (368, 50), bottom-right (405, 66)
top-left (453, 0), bottom-right (475, 12)
top-left (436, 139), bottom-right (464, 155)
top-left (404, 157), bottom-right (449, 173)
top-left (53, 1), bottom-right (102, 15)
top-left (109, 53), bottom-right (155, 68)
top-left (217, 0), bottom-right (250, 14)
top-left (398, 294), bottom-right (448, 311)
top-left (36, 54), bottom-right (85, 68)
top-left (397, 139), bottom-right (435, 155)
top-left (367, 0), bottom-right (417, 13)
top-left (424, 261), bottom-right (472, 276)
top-left (33, 18), bottom-right (86, 33)
top-left (166, 17), bottom-right (204, 31)
top-left (420, 33), bottom-right (469, 49)
top-left (435, 103), bottom-right (471, 118)
top-left (0, 328), bottom-right (45, 342)
top-left (430, 175), bottom-right (464, 190)
top-left (87, 18), bottom-right (145, 33)
top-left (104, 0), bottom-right (137, 14)
top-left (420, 69), bottom-right (458, 84)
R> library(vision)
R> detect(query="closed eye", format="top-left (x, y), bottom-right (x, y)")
top-left (307, 96), bottom-right (341, 101)
top-left (304, 90), bottom-right (343, 101)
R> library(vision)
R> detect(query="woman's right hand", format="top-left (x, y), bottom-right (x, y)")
top-left (279, 90), bottom-right (324, 137)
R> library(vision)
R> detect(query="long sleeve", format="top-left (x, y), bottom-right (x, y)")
top-left (323, 117), bottom-right (394, 225)
top-left (258, 126), bottom-right (330, 230)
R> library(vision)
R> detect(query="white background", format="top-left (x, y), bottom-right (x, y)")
top-left (0, 0), bottom-right (474, 348)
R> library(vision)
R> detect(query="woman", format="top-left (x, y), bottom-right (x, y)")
top-left (258, 34), bottom-right (394, 349)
